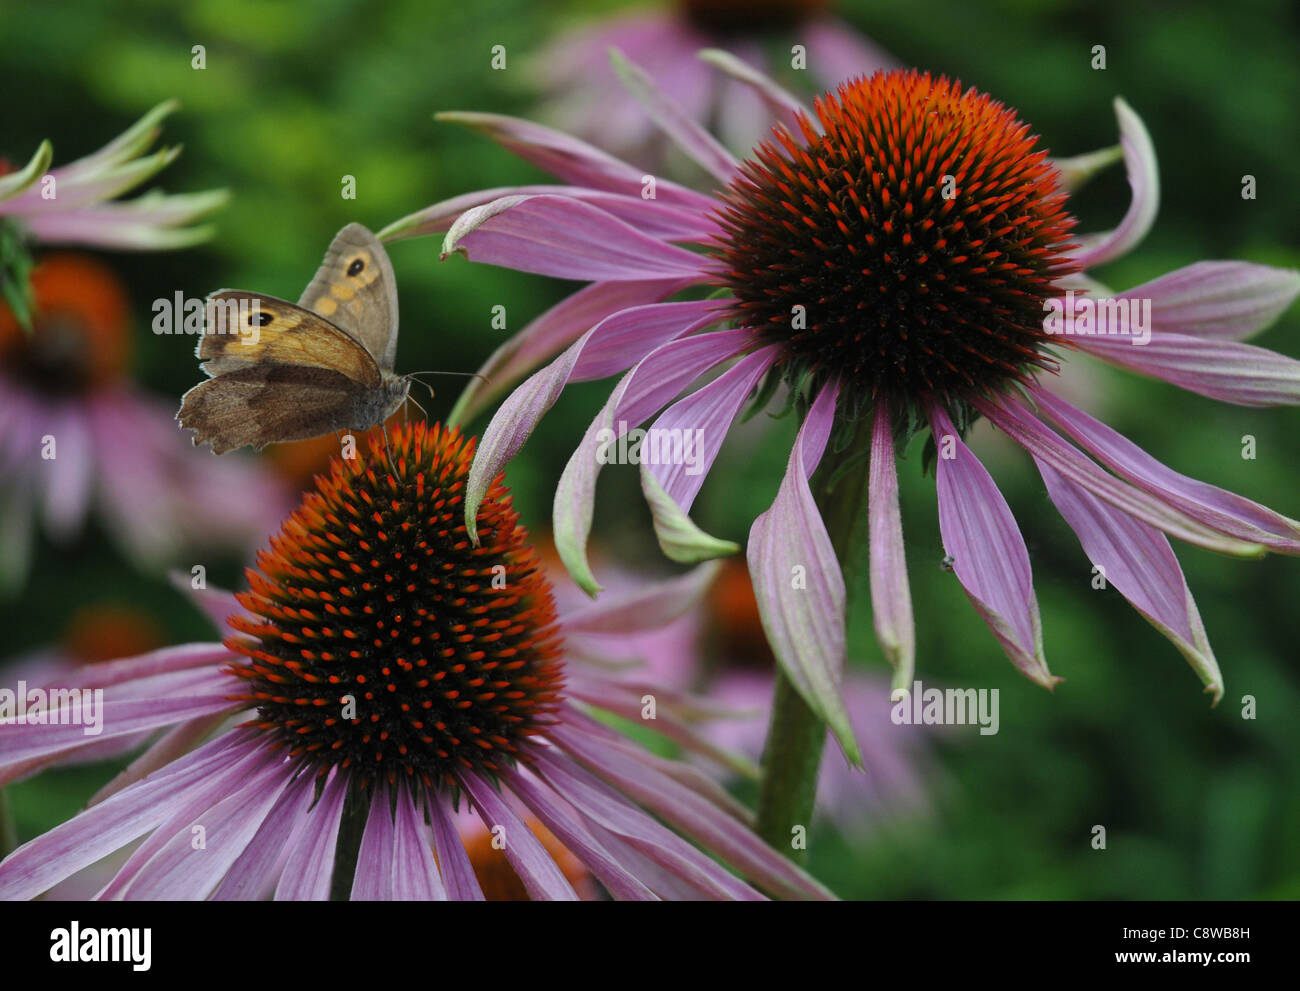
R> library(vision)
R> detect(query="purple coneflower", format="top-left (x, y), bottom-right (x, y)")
top-left (531, 0), bottom-right (894, 161)
top-left (0, 422), bottom-right (829, 900)
top-left (0, 101), bottom-right (226, 253)
top-left (0, 254), bottom-right (288, 592)
top-left (383, 64), bottom-right (1300, 762)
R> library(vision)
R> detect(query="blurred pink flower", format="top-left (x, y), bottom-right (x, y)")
top-left (0, 253), bottom-right (291, 591)
top-left (531, 1), bottom-right (894, 163)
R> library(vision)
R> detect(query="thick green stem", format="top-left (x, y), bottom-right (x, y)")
top-left (754, 417), bottom-right (873, 862)
top-left (329, 779), bottom-right (371, 900)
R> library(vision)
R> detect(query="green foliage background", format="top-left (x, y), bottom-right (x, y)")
top-left (1, 0), bottom-right (1297, 898)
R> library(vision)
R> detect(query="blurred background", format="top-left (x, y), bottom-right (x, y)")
top-left (1, 0), bottom-right (1297, 898)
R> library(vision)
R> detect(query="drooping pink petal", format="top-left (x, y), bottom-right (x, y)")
top-left (868, 402), bottom-right (915, 690)
top-left (975, 395), bottom-right (1267, 557)
top-left (552, 723), bottom-right (833, 900)
top-left (747, 382), bottom-right (861, 761)
top-left (449, 277), bottom-right (690, 427)
top-left (428, 792), bottom-right (484, 901)
top-left (212, 769), bottom-right (317, 900)
top-left (0, 686), bottom-right (238, 766)
top-left (275, 767), bottom-right (348, 901)
top-left (1036, 460), bottom-right (1223, 702)
top-left (530, 748), bottom-right (761, 901)
top-left (641, 345), bottom-right (778, 525)
top-left (554, 329), bottom-right (754, 592)
top-left (608, 48), bottom-right (739, 184)
top-left (443, 194), bottom-right (709, 281)
top-left (1073, 98), bottom-right (1159, 270)
top-left (1028, 385), bottom-right (1300, 553)
top-left (698, 48), bottom-right (806, 129)
top-left (113, 758), bottom-right (293, 900)
top-left (560, 561), bottom-right (721, 635)
top-left (40, 404), bottom-right (93, 540)
top-left (382, 185), bottom-right (718, 243)
top-left (89, 712), bottom-right (233, 807)
top-left (928, 404), bottom-right (1054, 688)
top-left (460, 770), bottom-right (578, 901)
top-left (1117, 261), bottom-right (1300, 340)
top-left (433, 111), bottom-right (715, 212)
top-left (1070, 331), bottom-right (1300, 406)
top-left (505, 767), bottom-right (657, 901)
top-left (350, 780), bottom-right (396, 900)
top-left (392, 781), bottom-right (448, 900)
top-left (0, 731), bottom-right (253, 900)
top-left (464, 303), bottom-right (729, 544)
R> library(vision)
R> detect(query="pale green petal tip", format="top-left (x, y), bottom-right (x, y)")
top-left (0, 140), bottom-right (53, 202)
top-left (554, 531), bottom-right (603, 600)
top-left (641, 469), bottom-right (739, 563)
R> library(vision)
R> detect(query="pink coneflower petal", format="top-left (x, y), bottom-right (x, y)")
top-left (392, 781), bottom-right (448, 900)
top-left (461, 771), bottom-right (579, 901)
top-left (465, 303), bottom-right (728, 544)
top-left (274, 768), bottom-right (348, 901)
top-left (641, 345), bottom-right (779, 548)
top-left (351, 780), bottom-right (397, 900)
top-left (449, 277), bottom-right (691, 426)
top-left (929, 404), bottom-right (1054, 689)
top-left (1036, 460), bottom-right (1223, 701)
top-left (40, 405), bottom-right (93, 539)
top-left (1027, 385), bottom-right (1300, 553)
top-left (1070, 331), bottom-right (1300, 406)
top-left (505, 767), bottom-right (657, 900)
top-left (868, 401), bottom-right (915, 691)
top-left (0, 732), bottom-right (253, 900)
top-left (382, 185), bottom-right (717, 242)
top-left (113, 758), bottom-right (293, 900)
top-left (560, 561), bottom-right (721, 635)
top-left (803, 15), bottom-right (899, 89)
top-left (976, 395), bottom-right (1267, 557)
top-left (530, 748), bottom-right (760, 900)
top-left (1073, 98), bottom-right (1159, 269)
top-left (747, 382), bottom-right (860, 762)
top-left (553, 721), bottom-right (832, 900)
top-left (428, 792), bottom-right (485, 901)
top-left (0, 685), bottom-right (235, 765)
top-left (444, 194), bottom-right (708, 281)
top-left (1112, 261), bottom-right (1300, 340)
top-left (553, 329), bottom-right (752, 589)
top-left (433, 111), bottom-right (715, 212)
top-left (211, 769), bottom-right (318, 900)
top-left (698, 47), bottom-right (807, 127)
top-left (89, 712), bottom-right (233, 807)
top-left (608, 48), bottom-right (739, 183)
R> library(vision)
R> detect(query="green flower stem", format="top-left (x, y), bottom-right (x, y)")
top-left (329, 779), bottom-right (371, 900)
top-left (755, 415), bottom-right (873, 861)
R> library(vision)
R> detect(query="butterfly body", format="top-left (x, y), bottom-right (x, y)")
top-left (179, 223), bottom-right (408, 453)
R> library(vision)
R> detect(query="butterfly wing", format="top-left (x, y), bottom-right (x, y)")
top-left (297, 222), bottom-right (400, 372)
top-left (179, 366), bottom-right (377, 454)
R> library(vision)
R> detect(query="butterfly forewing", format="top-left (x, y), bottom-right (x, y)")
top-left (297, 223), bottom-right (400, 372)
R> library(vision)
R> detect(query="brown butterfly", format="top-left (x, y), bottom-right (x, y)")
top-left (178, 223), bottom-right (411, 454)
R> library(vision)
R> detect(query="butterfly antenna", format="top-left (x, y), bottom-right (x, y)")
top-left (404, 370), bottom-right (489, 390)
top-left (406, 393), bottom-right (429, 422)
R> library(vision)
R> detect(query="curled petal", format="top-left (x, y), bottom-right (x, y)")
top-left (442, 194), bottom-right (708, 281)
top-left (747, 382), bottom-right (861, 762)
top-left (1036, 459), bottom-right (1223, 703)
top-left (1118, 261), bottom-right (1300, 341)
top-left (868, 402), bottom-right (915, 691)
top-left (929, 404), bottom-right (1054, 688)
top-left (1073, 98), bottom-right (1159, 270)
